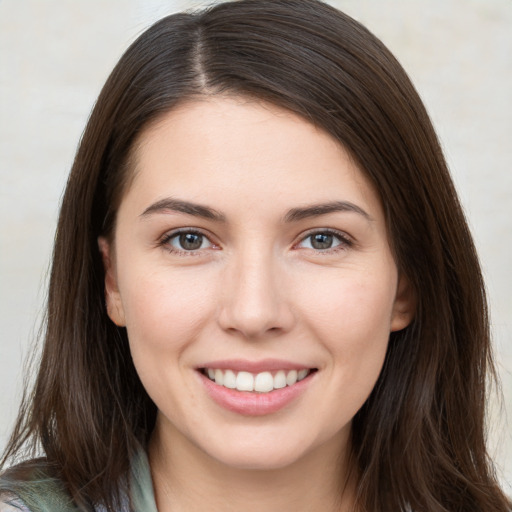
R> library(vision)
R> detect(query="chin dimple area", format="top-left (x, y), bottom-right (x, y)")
top-left (201, 368), bottom-right (317, 393)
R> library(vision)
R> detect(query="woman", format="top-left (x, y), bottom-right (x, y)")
top-left (1, 0), bottom-right (510, 510)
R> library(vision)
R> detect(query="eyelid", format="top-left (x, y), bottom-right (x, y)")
top-left (293, 228), bottom-right (354, 252)
top-left (158, 227), bottom-right (220, 255)
top-left (157, 227), bottom-right (354, 256)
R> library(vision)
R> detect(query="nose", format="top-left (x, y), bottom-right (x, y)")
top-left (217, 250), bottom-right (295, 340)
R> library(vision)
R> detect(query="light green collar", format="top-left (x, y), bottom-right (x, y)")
top-left (130, 449), bottom-right (158, 512)
top-left (0, 448), bottom-right (158, 512)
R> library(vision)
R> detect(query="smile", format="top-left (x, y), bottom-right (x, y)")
top-left (202, 368), bottom-right (313, 393)
top-left (198, 360), bottom-right (318, 416)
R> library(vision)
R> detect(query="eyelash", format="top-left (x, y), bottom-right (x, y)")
top-left (158, 229), bottom-right (217, 256)
top-left (294, 228), bottom-right (353, 254)
top-left (158, 228), bottom-right (353, 256)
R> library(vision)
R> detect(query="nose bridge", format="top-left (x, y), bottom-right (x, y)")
top-left (218, 242), bottom-right (293, 338)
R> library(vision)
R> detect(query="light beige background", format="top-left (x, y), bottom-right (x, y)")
top-left (0, 0), bottom-right (510, 492)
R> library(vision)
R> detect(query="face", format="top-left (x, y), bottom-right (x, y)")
top-left (100, 97), bottom-right (413, 471)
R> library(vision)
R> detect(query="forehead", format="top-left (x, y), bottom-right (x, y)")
top-left (121, 96), bottom-right (382, 220)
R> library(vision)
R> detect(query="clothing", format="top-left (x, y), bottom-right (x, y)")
top-left (0, 450), bottom-right (157, 512)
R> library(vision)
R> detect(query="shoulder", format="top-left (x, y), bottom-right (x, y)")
top-left (0, 459), bottom-right (74, 512)
top-left (0, 448), bottom-right (155, 512)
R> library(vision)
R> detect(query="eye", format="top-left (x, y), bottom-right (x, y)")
top-left (296, 230), bottom-right (352, 251)
top-left (161, 230), bottom-right (214, 253)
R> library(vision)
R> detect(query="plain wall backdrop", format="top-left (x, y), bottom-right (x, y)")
top-left (1, 0), bottom-right (511, 491)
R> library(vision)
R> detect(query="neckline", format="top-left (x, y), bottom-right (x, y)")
top-left (129, 449), bottom-right (158, 512)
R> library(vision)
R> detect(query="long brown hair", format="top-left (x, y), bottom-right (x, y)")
top-left (2, 1), bottom-right (510, 510)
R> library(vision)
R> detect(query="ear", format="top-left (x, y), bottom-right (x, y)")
top-left (390, 274), bottom-right (416, 332)
top-left (98, 236), bottom-right (126, 327)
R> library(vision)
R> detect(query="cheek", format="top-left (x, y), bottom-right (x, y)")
top-left (118, 265), bottom-right (216, 359)
top-left (298, 271), bottom-right (396, 428)
top-left (301, 269), bottom-right (397, 338)
top-left (117, 267), bottom-right (218, 414)
top-left (297, 266), bottom-right (396, 380)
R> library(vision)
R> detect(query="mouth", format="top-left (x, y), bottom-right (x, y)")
top-left (197, 359), bottom-right (318, 415)
top-left (200, 367), bottom-right (317, 393)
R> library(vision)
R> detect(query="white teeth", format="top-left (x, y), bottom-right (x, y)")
top-left (205, 368), bottom-right (312, 393)
top-left (286, 369), bottom-right (298, 386)
top-left (223, 369), bottom-right (237, 389)
top-left (297, 369), bottom-right (309, 381)
top-left (214, 369), bottom-right (224, 386)
top-left (274, 370), bottom-right (287, 389)
top-left (236, 371), bottom-right (254, 391)
top-left (254, 372), bottom-right (274, 393)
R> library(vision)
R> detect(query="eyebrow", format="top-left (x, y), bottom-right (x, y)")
top-left (140, 198), bottom-right (372, 224)
top-left (140, 198), bottom-right (226, 222)
top-left (284, 201), bottom-right (373, 223)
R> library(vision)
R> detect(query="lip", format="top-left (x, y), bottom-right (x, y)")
top-left (197, 358), bottom-right (311, 373)
top-left (197, 362), bottom-right (317, 416)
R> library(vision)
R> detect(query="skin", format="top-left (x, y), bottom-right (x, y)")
top-left (99, 96), bottom-right (414, 512)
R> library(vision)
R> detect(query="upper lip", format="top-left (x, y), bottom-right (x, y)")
top-left (197, 358), bottom-right (315, 373)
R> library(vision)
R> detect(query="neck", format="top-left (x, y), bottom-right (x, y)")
top-left (148, 417), bottom-right (357, 512)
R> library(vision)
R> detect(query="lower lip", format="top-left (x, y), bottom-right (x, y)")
top-left (199, 371), bottom-right (314, 416)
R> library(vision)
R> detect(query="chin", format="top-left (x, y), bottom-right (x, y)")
top-left (197, 428), bottom-right (328, 472)
top-left (210, 446), bottom-right (306, 471)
